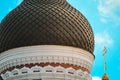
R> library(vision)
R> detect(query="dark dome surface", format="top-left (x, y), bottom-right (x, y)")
top-left (0, 0), bottom-right (94, 53)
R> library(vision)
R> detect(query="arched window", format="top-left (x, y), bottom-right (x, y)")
top-left (20, 67), bottom-right (30, 74)
top-left (77, 70), bottom-right (83, 76)
top-left (4, 71), bottom-right (11, 79)
top-left (55, 66), bottom-right (65, 73)
top-left (67, 68), bottom-right (75, 74)
top-left (12, 69), bottom-right (19, 75)
top-left (31, 65), bottom-right (41, 72)
top-left (44, 65), bottom-right (54, 72)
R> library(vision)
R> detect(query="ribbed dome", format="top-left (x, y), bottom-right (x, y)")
top-left (0, 0), bottom-right (94, 53)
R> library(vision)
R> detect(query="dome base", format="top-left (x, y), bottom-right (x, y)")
top-left (0, 45), bottom-right (94, 80)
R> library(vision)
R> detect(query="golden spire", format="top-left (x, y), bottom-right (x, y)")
top-left (102, 46), bottom-right (109, 80)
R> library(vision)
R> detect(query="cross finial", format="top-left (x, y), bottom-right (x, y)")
top-left (103, 46), bottom-right (107, 73)
top-left (103, 46), bottom-right (107, 55)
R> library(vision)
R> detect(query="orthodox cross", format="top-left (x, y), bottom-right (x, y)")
top-left (103, 46), bottom-right (107, 73)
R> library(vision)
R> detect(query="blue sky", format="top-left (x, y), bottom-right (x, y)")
top-left (0, 0), bottom-right (120, 80)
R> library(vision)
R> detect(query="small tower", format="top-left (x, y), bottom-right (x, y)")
top-left (102, 46), bottom-right (109, 80)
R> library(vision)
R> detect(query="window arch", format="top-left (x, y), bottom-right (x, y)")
top-left (77, 70), bottom-right (83, 76)
top-left (31, 65), bottom-right (42, 73)
top-left (20, 67), bottom-right (30, 74)
top-left (11, 69), bottom-right (19, 75)
top-left (4, 71), bottom-right (11, 79)
top-left (67, 68), bottom-right (75, 74)
top-left (55, 66), bottom-right (65, 73)
top-left (44, 65), bottom-right (54, 72)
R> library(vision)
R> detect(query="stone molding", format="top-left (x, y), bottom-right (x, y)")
top-left (1, 65), bottom-right (92, 80)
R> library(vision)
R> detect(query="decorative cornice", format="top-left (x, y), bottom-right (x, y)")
top-left (1, 65), bottom-right (92, 80)
top-left (1, 62), bottom-right (89, 74)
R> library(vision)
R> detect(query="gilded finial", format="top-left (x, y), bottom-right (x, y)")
top-left (103, 46), bottom-right (107, 73)
top-left (102, 46), bottom-right (109, 80)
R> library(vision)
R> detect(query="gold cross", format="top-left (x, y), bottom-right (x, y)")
top-left (103, 46), bottom-right (107, 73)
top-left (103, 46), bottom-right (107, 55)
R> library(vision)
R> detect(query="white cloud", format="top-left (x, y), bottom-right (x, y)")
top-left (98, 0), bottom-right (120, 25)
top-left (92, 76), bottom-right (101, 80)
top-left (100, 18), bottom-right (107, 23)
top-left (95, 31), bottom-right (113, 49)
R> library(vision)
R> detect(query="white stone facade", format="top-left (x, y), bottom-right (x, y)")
top-left (0, 45), bottom-right (94, 80)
